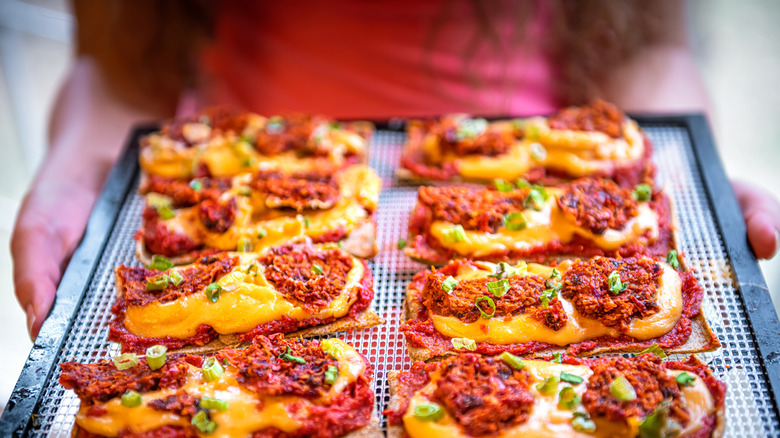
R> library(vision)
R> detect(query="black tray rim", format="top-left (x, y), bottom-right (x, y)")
top-left (1, 114), bottom-right (778, 436)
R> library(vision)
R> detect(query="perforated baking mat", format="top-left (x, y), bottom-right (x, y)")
top-left (2, 117), bottom-right (779, 437)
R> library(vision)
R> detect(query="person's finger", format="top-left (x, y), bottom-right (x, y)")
top-left (732, 180), bottom-right (780, 259)
top-left (11, 218), bottom-right (64, 340)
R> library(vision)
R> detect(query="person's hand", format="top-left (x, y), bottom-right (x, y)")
top-left (733, 180), bottom-right (780, 259)
top-left (11, 179), bottom-right (97, 340)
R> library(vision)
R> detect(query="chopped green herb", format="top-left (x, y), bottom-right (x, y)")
top-left (189, 179), bottom-right (203, 191)
top-left (312, 263), bottom-right (323, 275)
top-left (633, 183), bottom-right (653, 201)
top-left (205, 283), bottom-right (222, 303)
top-left (397, 238), bottom-right (408, 250)
top-left (676, 372), bottom-right (696, 387)
top-left (451, 337), bottom-right (476, 351)
top-left (494, 179), bottom-right (515, 192)
top-left (610, 376), bottom-right (637, 401)
top-left (558, 387), bottom-right (581, 410)
top-left (486, 278), bottom-right (510, 297)
top-left (552, 352), bottom-right (563, 364)
top-left (608, 270), bottom-right (627, 295)
top-left (536, 376), bottom-right (559, 395)
top-left (639, 343), bottom-right (668, 359)
top-left (444, 225), bottom-right (467, 243)
top-left (666, 249), bottom-right (679, 269)
top-left (475, 296), bottom-right (496, 319)
top-left (504, 212), bottom-right (527, 231)
top-left (560, 372), bottom-right (584, 385)
top-left (148, 254), bottom-right (174, 271)
top-left (441, 276), bottom-right (459, 293)
top-left (498, 351), bottom-right (525, 370)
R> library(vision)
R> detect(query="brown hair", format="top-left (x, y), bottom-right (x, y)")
top-left (73, 0), bottom-right (679, 110)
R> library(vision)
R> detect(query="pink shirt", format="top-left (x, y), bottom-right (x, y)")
top-left (198, 0), bottom-right (558, 119)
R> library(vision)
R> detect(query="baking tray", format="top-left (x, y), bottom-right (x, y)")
top-left (2, 114), bottom-right (779, 437)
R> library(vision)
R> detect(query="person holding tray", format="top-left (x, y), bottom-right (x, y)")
top-left (11, 0), bottom-right (780, 339)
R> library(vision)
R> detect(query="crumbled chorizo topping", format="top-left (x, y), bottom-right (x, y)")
top-left (557, 178), bottom-right (639, 234)
top-left (160, 108), bottom-right (249, 146)
top-left (259, 243), bottom-right (353, 312)
top-left (217, 335), bottom-right (340, 398)
top-left (583, 354), bottom-right (689, 426)
top-left (198, 198), bottom-right (237, 233)
top-left (560, 257), bottom-right (662, 331)
top-left (432, 354), bottom-right (535, 436)
top-left (147, 391), bottom-right (200, 418)
top-left (141, 176), bottom-right (232, 207)
top-left (418, 186), bottom-right (531, 233)
top-left (59, 354), bottom-right (201, 404)
top-left (547, 99), bottom-right (626, 138)
top-left (250, 169), bottom-right (341, 211)
top-left (422, 270), bottom-right (567, 330)
top-left (117, 255), bottom-right (238, 306)
top-left (254, 113), bottom-right (321, 156)
top-left (431, 118), bottom-right (513, 157)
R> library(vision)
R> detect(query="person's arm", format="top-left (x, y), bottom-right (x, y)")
top-left (601, 1), bottom-right (780, 259)
top-left (11, 57), bottom-right (173, 339)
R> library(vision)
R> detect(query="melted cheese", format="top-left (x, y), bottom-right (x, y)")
top-left (75, 340), bottom-right (365, 438)
top-left (403, 360), bottom-right (715, 438)
top-left (124, 252), bottom-right (365, 339)
top-left (429, 261), bottom-right (683, 345)
top-left (157, 165), bottom-right (380, 252)
top-left (430, 189), bottom-right (658, 257)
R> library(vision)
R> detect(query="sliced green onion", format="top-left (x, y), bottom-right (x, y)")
top-left (558, 386), bottom-right (581, 410)
top-left (200, 396), bottom-right (229, 411)
top-left (633, 183), bottom-right (652, 201)
top-left (444, 225), bottom-right (467, 243)
top-left (498, 351), bottom-right (525, 370)
top-left (529, 143), bottom-right (547, 162)
top-left (245, 263), bottom-right (259, 276)
top-left (148, 254), bottom-right (174, 271)
top-left (524, 186), bottom-right (549, 211)
top-left (494, 179), bottom-right (515, 192)
top-left (552, 352), bottom-right (563, 364)
top-left (146, 345), bottom-right (167, 370)
top-left (113, 353), bottom-right (139, 370)
top-left (451, 337), bottom-right (476, 351)
top-left (189, 179), bottom-right (203, 191)
top-left (169, 270), bottom-right (184, 286)
top-left (488, 262), bottom-right (519, 280)
top-left (441, 276), bottom-right (459, 293)
top-left (539, 287), bottom-right (559, 308)
top-left (608, 270), bottom-right (627, 295)
top-left (666, 250), bottom-right (679, 269)
top-left (205, 283), bottom-right (222, 303)
top-left (487, 278), bottom-right (510, 297)
top-left (145, 275), bottom-right (170, 291)
top-left (525, 125), bottom-right (540, 141)
top-left (303, 216), bottom-right (311, 228)
top-left (550, 268), bottom-right (561, 280)
top-left (312, 263), bottom-right (323, 275)
top-left (536, 376), bottom-right (559, 395)
top-left (121, 390), bottom-right (142, 408)
top-left (560, 372), bottom-right (584, 385)
top-left (515, 178), bottom-right (531, 189)
top-left (155, 204), bottom-right (175, 220)
top-left (676, 372), bottom-right (696, 387)
top-left (191, 410), bottom-right (217, 434)
top-left (572, 414), bottom-right (597, 433)
top-left (222, 358), bottom-right (229, 366)
top-left (397, 238), bottom-right (408, 249)
top-left (413, 402), bottom-right (444, 422)
top-left (455, 118), bottom-right (488, 140)
top-left (202, 357), bottom-right (224, 382)
top-left (325, 365), bottom-right (339, 385)
top-left (610, 376), bottom-right (637, 401)
top-left (639, 342), bottom-right (668, 359)
top-left (237, 237), bottom-right (252, 252)
top-left (638, 401), bottom-right (680, 438)
top-left (147, 193), bottom-right (176, 220)
top-left (504, 212), bottom-right (527, 231)
top-left (257, 229), bottom-right (268, 239)
top-left (237, 186), bottom-right (252, 197)
top-left (475, 296), bottom-right (496, 319)
top-left (279, 346), bottom-right (306, 364)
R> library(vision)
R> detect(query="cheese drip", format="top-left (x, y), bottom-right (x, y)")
top-left (430, 188), bottom-right (659, 257)
top-left (403, 360), bottom-right (715, 438)
top-left (124, 252), bottom-right (365, 339)
top-left (156, 165), bottom-right (380, 252)
top-left (75, 339), bottom-right (366, 438)
top-left (428, 260), bottom-right (683, 345)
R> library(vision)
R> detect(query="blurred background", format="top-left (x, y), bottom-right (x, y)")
top-left (0, 0), bottom-right (779, 413)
